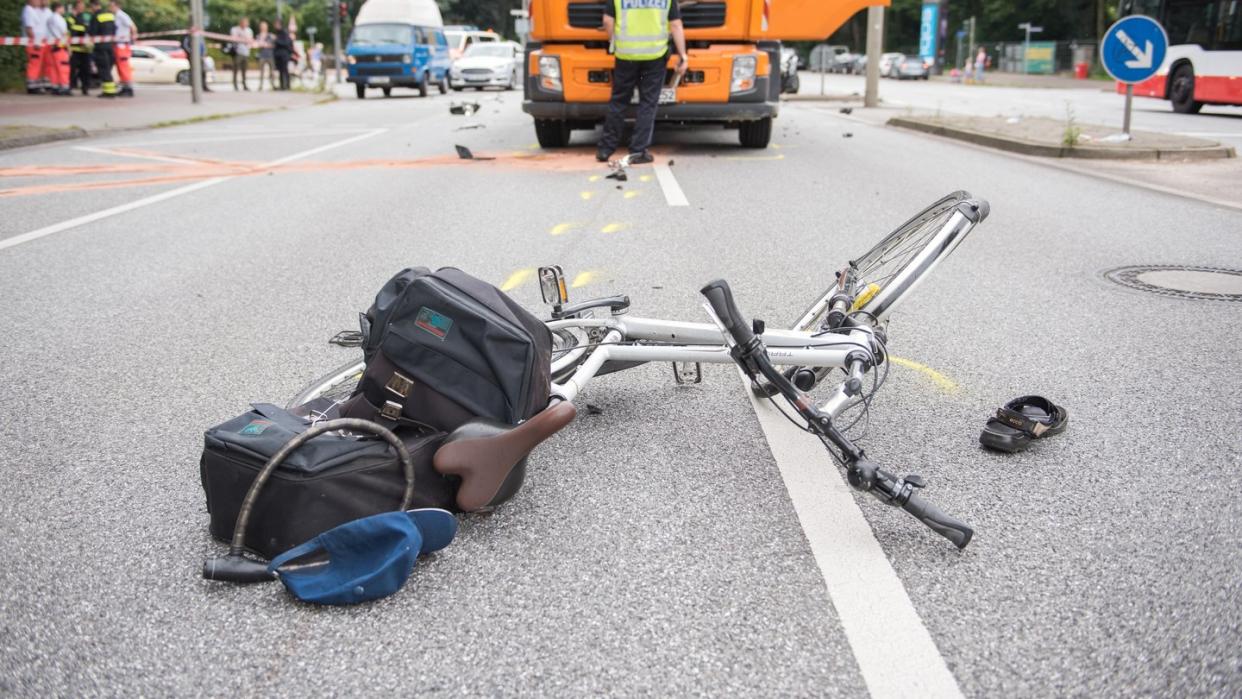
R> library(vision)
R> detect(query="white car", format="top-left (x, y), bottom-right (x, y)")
top-left (127, 45), bottom-right (194, 84)
top-left (879, 52), bottom-right (905, 78)
top-left (449, 41), bottom-right (522, 91)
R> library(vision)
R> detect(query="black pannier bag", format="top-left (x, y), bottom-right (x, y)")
top-left (200, 403), bottom-right (455, 560)
top-left (341, 267), bottom-right (553, 432)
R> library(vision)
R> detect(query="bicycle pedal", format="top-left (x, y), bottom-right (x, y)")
top-left (672, 362), bottom-right (702, 385)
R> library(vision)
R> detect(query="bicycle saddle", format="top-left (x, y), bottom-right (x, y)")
top-left (433, 400), bottom-right (577, 511)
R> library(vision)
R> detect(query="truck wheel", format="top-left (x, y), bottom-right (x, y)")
top-left (534, 119), bottom-right (571, 148)
top-left (382, 86), bottom-right (392, 97)
top-left (739, 117), bottom-right (772, 148)
top-left (1170, 65), bottom-right (1203, 114)
top-left (439, 73), bottom-right (449, 94)
top-left (418, 72), bottom-right (429, 97)
top-left (355, 83), bottom-right (365, 99)
top-left (787, 73), bottom-right (799, 94)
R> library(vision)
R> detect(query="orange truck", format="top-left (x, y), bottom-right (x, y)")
top-left (522, 0), bottom-right (886, 149)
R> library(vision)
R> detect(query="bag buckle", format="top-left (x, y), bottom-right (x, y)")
top-left (380, 400), bottom-right (403, 421)
top-left (385, 372), bottom-right (414, 398)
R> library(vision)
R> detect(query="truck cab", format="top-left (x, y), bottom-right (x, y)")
top-left (346, 0), bottom-right (452, 98)
top-left (522, 0), bottom-right (887, 148)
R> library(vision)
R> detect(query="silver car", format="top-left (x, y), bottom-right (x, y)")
top-left (896, 56), bottom-right (930, 80)
top-left (450, 41), bottom-right (522, 91)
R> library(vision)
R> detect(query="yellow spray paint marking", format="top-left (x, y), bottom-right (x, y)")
top-left (771, 143), bottom-right (783, 149)
top-left (550, 222), bottom-right (580, 236)
top-left (850, 283), bottom-right (881, 312)
top-left (888, 356), bottom-right (958, 393)
top-left (500, 268), bottom-right (534, 292)
top-left (639, 174), bottom-right (653, 182)
top-left (526, 143), bottom-right (540, 150)
top-left (724, 153), bottom-right (786, 161)
top-left (571, 271), bottom-right (597, 288)
top-left (600, 222), bottom-right (627, 234)
top-left (588, 174), bottom-right (603, 182)
top-left (580, 191), bottom-right (595, 200)
top-left (623, 191), bottom-right (641, 199)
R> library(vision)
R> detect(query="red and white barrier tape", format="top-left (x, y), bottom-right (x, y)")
top-left (1, 28), bottom-right (239, 47)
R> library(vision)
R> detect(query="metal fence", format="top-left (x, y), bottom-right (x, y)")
top-left (976, 40), bottom-right (1099, 74)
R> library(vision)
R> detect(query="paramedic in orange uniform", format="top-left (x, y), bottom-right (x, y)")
top-left (110, 0), bottom-right (136, 96)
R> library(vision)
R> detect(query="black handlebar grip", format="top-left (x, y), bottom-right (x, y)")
top-left (700, 279), bottom-right (757, 348)
top-left (901, 492), bottom-right (974, 550)
top-left (203, 553), bottom-right (276, 583)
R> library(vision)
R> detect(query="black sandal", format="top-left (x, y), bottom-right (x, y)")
top-left (980, 395), bottom-right (1068, 453)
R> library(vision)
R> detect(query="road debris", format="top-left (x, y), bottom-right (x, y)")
top-left (454, 145), bottom-right (495, 161)
top-left (839, 107), bottom-right (853, 114)
top-left (449, 102), bottom-right (480, 116)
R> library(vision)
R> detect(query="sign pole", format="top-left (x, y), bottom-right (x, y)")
top-left (189, 0), bottom-right (204, 104)
top-left (1123, 83), bottom-right (1133, 136)
top-left (333, 4), bottom-right (343, 84)
top-left (864, 5), bottom-right (884, 108)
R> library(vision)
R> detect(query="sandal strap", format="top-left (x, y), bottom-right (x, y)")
top-left (996, 395), bottom-right (1058, 437)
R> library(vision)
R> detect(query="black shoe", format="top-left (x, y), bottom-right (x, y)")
top-left (119, 89), bottom-right (134, 97)
top-left (595, 148), bottom-right (614, 163)
top-left (98, 92), bottom-right (115, 98)
top-left (627, 151), bottom-right (654, 165)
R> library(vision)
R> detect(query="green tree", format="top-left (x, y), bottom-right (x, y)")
top-left (1, 0), bottom-right (26, 91)
top-left (436, 0), bottom-right (514, 38)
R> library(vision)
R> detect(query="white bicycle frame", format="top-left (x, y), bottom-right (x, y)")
top-left (548, 314), bottom-right (880, 421)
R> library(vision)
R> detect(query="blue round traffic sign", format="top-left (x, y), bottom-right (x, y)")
top-left (1101, 15), bottom-right (1168, 84)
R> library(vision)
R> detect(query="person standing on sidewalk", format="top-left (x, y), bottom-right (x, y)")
top-left (974, 46), bottom-right (987, 84)
top-left (230, 17), bottom-right (253, 91)
top-left (255, 21), bottom-right (275, 90)
top-left (45, 2), bottom-right (70, 95)
top-left (272, 20), bottom-right (293, 91)
top-left (596, 0), bottom-right (688, 165)
top-left (88, 0), bottom-right (116, 97)
top-left (22, 0), bottom-right (47, 93)
top-left (68, 0), bottom-right (92, 94)
top-left (110, 1), bottom-right (135, 96)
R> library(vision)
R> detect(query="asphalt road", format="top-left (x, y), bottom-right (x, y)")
top-left (1, 87), bottom-right (1240, 697)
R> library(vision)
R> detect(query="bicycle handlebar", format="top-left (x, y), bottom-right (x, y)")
top-left (700, 279), bottom-right (757, 349)
top-left (901, 490), bottom-right (974, 550)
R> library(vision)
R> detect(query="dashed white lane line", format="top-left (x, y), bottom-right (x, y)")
top-left (73, 145), bottom-right (207, 165)
top-left (653, 161), bottom-right (689, 206)
top-left (0, 128), bottom-right (386, 253)
top-left (746, 387), bottom-right (965, 699)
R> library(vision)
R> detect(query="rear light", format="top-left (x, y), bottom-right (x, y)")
top-left (538, 55), bottom-right (562, 91)
top-left (731, 55), bottom-right (756, 92)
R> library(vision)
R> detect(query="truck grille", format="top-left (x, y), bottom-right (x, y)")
top-left (681, 2), bottom-right (726, 28)
top-left (567, 2), bottom-right (604, 28)
top-left (567, 2), bottom-right (726, 29)
top-left (355, 65), bottom-right (403, 76)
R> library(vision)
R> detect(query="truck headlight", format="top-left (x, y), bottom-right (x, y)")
top-left (731, 55), bottom-right (756, 92)
top-left (346, 55), bottom-right (356, 65)
top-left (402, 54), bottom-right (412, 64)
top-left (538, 55), bottom-right (562, 91)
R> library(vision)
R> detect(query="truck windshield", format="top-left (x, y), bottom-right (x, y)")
top-left (351, 24), bottom-right (413, 46)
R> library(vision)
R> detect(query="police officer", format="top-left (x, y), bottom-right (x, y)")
top-left (88, 0), bottom-right (116, 97)
top-left (68, 0), bottom-right (91, 94)
top-left (597, 0), bottom-right (688, 164)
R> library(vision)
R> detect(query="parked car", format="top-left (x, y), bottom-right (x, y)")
top-left (125, 45), bottom-right (193, 84)
top-left (895, 55), bottom-right (929, 80)
top-left (829, 51), bottom-right (857, 73)
top-left (443, 25), bottom-right (501, 60)
top-left (138, 39), bottom-right (215, 77)
top-left (449, 40), bottom-right (522, 90)
top-left (851, 54), bottom-right (867, 75)
top-left (879, 52), bottom-right (904, 78)
top-left (779, 46), bottom-right (800, 94)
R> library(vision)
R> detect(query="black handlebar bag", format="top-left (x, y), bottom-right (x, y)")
top-left (200, 404), bottom-right (454, 560)
top-left (340, 267), bottom-right (553, 432)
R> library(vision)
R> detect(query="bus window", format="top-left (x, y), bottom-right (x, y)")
top-left (1220, 0), bottom-right (1242, 49)
top-left (1165, 0), bottom-right (1217, 46)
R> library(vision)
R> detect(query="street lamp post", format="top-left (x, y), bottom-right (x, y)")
top-left (1017, 22), bottom-right (1043, 74)
top-left (189, 0), bottom-right (204, 103)
top-left (864, 6), bottom-right (884, 108)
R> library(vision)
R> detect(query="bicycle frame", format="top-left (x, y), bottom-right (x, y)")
top-left (549, 315), bottom-right (879, 421)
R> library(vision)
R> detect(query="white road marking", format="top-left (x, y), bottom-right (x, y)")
top-left (746, 386), bottom-right (965, 699)
top-left (1, 129), bottom-right (386, 253)
top-left (653, 161), bottom-right (689, 206)
top-left (116, 130), bottom-right (371, 147)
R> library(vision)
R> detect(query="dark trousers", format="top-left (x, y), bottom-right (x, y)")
top-left (70, 51), bottom-right (92, 93)
top-left (232, 55), bottom-right (249, 89)
top-left (599, 56), bottom-right (666, 155)
top-left (275, 55), bottom-right (290, 90)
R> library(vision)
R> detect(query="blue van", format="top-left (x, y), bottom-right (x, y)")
top-left (346, 0), bottom-right (451, 98)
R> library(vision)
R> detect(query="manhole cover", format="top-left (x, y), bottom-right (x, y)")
top-left (1104, 265), bottom-right (1242, 301)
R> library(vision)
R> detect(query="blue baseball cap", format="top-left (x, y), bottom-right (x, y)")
top-left (267, 508), bottom-right (457, 605)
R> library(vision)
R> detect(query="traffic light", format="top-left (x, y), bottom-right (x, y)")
top-left (338, 2), bottom-right (347, 20)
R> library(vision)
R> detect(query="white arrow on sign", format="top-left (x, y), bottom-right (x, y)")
top-left (1116, 29), bottom-right (1154, 69)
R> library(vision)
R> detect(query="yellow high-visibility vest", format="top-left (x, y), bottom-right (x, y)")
top-left (613, 0), bottom-right (669, 62)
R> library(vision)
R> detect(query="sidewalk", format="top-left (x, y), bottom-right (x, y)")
top-left (0, 86), bottom-right (330, 149)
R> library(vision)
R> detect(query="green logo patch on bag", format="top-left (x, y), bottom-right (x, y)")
top-left (240, 419), bottom-right (273, 435)
top-left (415, 307), bottom-right (453, 340)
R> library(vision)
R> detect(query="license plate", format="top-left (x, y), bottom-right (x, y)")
top-left (630, 88), bottom-right (678, 105)
top-left (368, 76), bottom-right (390, 84)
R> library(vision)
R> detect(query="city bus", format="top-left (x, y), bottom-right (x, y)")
top-left (1119, 0), bottom-right (1242, 113)
top-left (522, 0), bottom-right (887, 149)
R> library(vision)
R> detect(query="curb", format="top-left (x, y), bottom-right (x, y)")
top-left (0, 126), bottom-right (88, 152)
top-left (887, 116), bottom-right (1236, 161)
